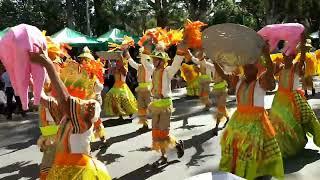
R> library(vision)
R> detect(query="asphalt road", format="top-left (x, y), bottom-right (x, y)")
top-left (1, 84), bottom-right (320, 180)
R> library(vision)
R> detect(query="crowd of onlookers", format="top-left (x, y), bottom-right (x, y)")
top-left (0, 64), bottom-right (27, 120)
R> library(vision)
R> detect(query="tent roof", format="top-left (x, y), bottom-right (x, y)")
top-left (51, 27), bottom-right (101, 45)
top-left (98, 28), bottom-right (140, 44)
top-left (0, 27), bottom-right (10, 39)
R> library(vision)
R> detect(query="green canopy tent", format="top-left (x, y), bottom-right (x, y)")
top-left (0, 27), bottom-right (10, 39)
top-left (51, 27), bottom-right (106, 50)
top-left (97, 28), bottom-right (140, 44)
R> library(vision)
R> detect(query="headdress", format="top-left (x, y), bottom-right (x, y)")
top-left (78, 46), bottom-right (95, 61)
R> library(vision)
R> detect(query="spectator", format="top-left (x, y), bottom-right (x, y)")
top-left (1, 70), bottom-right (26, 119)
top-left (0, 87), bottom-right (6, 115)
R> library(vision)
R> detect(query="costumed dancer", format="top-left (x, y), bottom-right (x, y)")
top-left (295, 39), bottom-right (317, 97)
top-left (37, 36), bottom-right (65, 179)
top-left (269, 34), bottom-right (320, 158)
top-left (186, 49), bottom-right (229, 134)
top-left (148, 43), bottom-right (185, 166)
top-left (127, 48), bottom-right (153, 132)
top-left (211, 65), bottom-right (229, 136)
top-left (78, 46), bottom-right (106, 142)
top-left (78, 46), bottom-right (95, 63)
top-left (103, 52), bottom-right (138, 119)
top-left (92, 79), bottom-right (106, 142)
top-left (217, 44), bottom-right (284, 179)
top-left (30, 46), bottom-right (111, 180)
top-left (38, 89), bottom-right (61, 180)
top-left (189, 50), bottom-right (213, 110)
top-left (180, 63), bottom-right (200, 97)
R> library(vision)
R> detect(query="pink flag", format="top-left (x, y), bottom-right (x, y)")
top-left (258, 23), bottom-right (304, 56)
top-left (0, 24), bottom-right (47, 110)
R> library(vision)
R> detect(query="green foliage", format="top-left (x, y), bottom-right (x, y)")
top-left (0, 0), bottom-right (319, 37)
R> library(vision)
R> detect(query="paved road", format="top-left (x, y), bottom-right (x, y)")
top-left (1, 85), bottom-right (320, 180)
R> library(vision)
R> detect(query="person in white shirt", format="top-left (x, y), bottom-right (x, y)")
top-left (187, 50), bottom-right (230, 135)
top-left (189, 50), bottom-right (215, 110)
top-left (1, 70), bottom-right (26, 119)
top-left (148, 43), bottom-right (187, 166)
top-left (126, 48), bottom-right (154, 132)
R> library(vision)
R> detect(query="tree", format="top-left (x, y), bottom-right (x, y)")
top-left (183, 0), bottom-right (214, 22)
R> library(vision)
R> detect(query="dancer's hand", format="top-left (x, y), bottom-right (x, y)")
top-left (29, 44), bottom-right (52, 67)
top-left (177, 40), bottom-right (188, 56)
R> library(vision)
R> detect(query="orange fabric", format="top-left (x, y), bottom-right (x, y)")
top-left (237, 105), bottom-right (275, 137)
top-left (200, 92), bottom-right (209, 97)
top-left (217, 106), bottom-right (228, 114)
top-left (236, 81), bottom-right (256, 106)
top-left (39, 106), bottom-right (48, 127)
top-left (138, 108), bottom-right (147, 116)
top-left (40, 172), bottom-right (47, 180)
top-left (152, 129), bottom-right (169, 140)
top-left (237, 105), bottom-right (264, 113)
top-left (114, 80), bottom-right (125, 88)
top-left (277, 89), bottom-right (301, 122)
top-left (54, 153), bottom-right (92, 166)
top-left (138, 65), bottom-right (146, 83)
top-left (279, 66), bottom-right (295, 91)
top-left (231, 139), bottom-right (239, 173)
top-left (94, 118), bottom-right (102, 129)
top-left (261, 111), bottom-right (276, 137)
top-left (152, 68), bottom-right (164, 98)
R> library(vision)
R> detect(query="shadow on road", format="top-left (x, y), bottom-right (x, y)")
top-left (184, 130), bottom-right (217, 167)
top-left (284, 149), bottom-right (320, 174)
top-left (0, 161), bottom-right (39, 180)
top-left (94, 130), bottom-right (150, 164)
top-left (96, 152), bottom-right (124, 165)
top-left (102, 118), bottom-right (133, 127)
top-left (113, 160), bottom-right (180, 180)
top-left (0, 139), bottom-right (37, 156)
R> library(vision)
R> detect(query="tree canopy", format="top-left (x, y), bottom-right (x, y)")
top-left (0, 0), bottom-right (319, 36)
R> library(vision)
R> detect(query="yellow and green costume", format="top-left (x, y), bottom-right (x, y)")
top-left (180, 63), bottom-right (200, 96)
top-left (269, 67), bottom-right (320, 157)
top-left (103, 67), bottom-right (138, 116)
top-left (220, 80), bottom-right (284, 180)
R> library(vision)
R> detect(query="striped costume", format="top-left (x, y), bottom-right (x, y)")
top-left (38, 95), bottom-right (62, 180)
top-left (47, 96), bottom-right (111, 180)
top-left (269, 66), bottom-right (320, 157)
top-left (220, 79), bottom-right (284, 180)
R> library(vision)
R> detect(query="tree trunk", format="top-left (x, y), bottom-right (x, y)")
top-left (155, 0), bottom-right (168, 28)
top-left (86, 0), bottom-right (91, 35)
top-left (66, 0), bottom-right (75, 28)
top-left (93, 0), bottom-right (105, 35)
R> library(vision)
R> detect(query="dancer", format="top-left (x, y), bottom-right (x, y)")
top-left (127, 48), bottom-right (153, 132)
top-left (190, 50), bottom-right (214, 110)
top-left (38, 89), bottom-right (61, 180)
top-left (180, 63), bottom-right (200, 97)
top-left (92, 79), bottom-right (106, 142)
top-left (78, 46), bottom-right (95, 63)
top-left (30, 46), bottom-right (111, 180)
top-left (217, 44), bottom-right (284, 179)
top-left (149, 43), bottom-right (186, 166)
top-left (186, 50), bottom-right (229, 134)
top-left (103, 54), bottom-right (138, 119)
top-left (296, 39), bottom-right (317, 97)
top-left (269, 34), bottom-right (320, 158)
